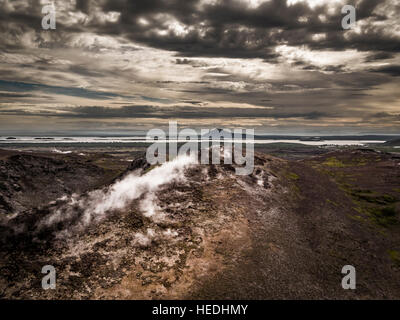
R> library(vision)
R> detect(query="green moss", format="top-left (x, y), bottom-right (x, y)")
top-left (353, 206), bottom-right (363, 214)
top-left (291, 183), bottom-right (300, 195)
top-left (348, 214), bottom-right (366, 223)
top-left (382, 195), bottom-right (397, 203)
top-left (388, 250), bottom-right (400, 266)
top-left (351, 200), bottom-right (398, 228)
top-left (321, 156), bottom-right (369, 168)
top-left (353, 158), bottom-right (368, 166)
top-left (368, 206), bottom-right (398, 227)
top-left (312, 156), bottom-right (399, 230)
top-left (286, 172), bottom-right (299, 180)
top-left (349, 190), bottom-right (397, 205)
top-left (353, 189), bottom-right (372, 194)
top-left (326, 199), bottom-right (338, 207)
top-left (322, 157), bottom-right (346, 167)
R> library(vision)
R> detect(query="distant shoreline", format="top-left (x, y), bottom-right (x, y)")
top-left (0, 137), bottom-right (387, 147)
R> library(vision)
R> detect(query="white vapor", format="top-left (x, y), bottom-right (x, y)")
top-left (36, 154), bottom-right (197, 237)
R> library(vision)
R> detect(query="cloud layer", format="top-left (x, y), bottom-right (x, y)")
top-left (0, 0), bottom-right (399, 134)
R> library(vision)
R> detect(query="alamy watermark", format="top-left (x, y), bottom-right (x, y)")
top-left (41, 3), bottom-right (56, 30)
top-left (341, 5), bottom-right (356, 30)
top-left (146, 121), bottom-right (254, 175)
top-left (41, 265), bottom-right (56, 290)
top-left (341, 265), bottom-right (356, 290)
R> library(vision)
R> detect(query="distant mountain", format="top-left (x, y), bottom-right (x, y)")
top-left (201, 128), bottom-right (247, 139)
top-left (299, 136), bottom-right (324, 141)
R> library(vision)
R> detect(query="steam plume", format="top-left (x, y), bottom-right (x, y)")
top-left (35, 154), bottom-right (197, 237)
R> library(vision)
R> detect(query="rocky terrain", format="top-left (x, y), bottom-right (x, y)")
top-left (0, 147), bottom-right (399, 299)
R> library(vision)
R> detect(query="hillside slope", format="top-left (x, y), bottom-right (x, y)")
top-left (0, 149), bottom-right (399, 299)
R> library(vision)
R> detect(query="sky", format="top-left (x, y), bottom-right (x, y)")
top-left (0, 0), bottom-right (399, 135)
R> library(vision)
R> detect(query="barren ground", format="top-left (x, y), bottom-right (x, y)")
top-left (0, 147), bottom-right (399, 299)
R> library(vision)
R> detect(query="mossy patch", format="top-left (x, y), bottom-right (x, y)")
top-left (388, 250), bottom-right (400, 267)
top-left (322, 157), bottom-right (346, 168)
top-left (350, 190), bottom-right (397, 205)
top-left (286, 172), bottom-right (299, 180)
top-left (350, 196), bottom-right (398, 228)
top-left (368, 206), bottom-right (398, 227)
top-left (321, 156), bottom-right (369, 168)
top-left (326, 199), bottom-right (338, 207)
top-left (278, 168), bottom-right (301, 199)
top-left (327, 182), bottom-right (399, 229)
top-left (353, 157), bottom-right (368, 166)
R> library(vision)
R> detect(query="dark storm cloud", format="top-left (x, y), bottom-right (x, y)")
top-left (175, 59), bottom-right (192, 65)
top-left (370, 112), bottom-right (400, 119)
top-left (364, 52), bottom-right (395, 62)
top-left (0, 80), bottom-right (129, 100)
top-left (298, 63), bottom-right (346, 73)
top-left (369, 65), bottom-right (400, 77)
top-left (97, 0), bottom-right (302, 59)
top-left (0, 92), bottom-right (35, 98)
top-left (76, 0), bottom-right (91, 14)
top-left (68, 65), bottom-right (106, 78)
top-left (89, 0), bottom-right (399, 59)
top-left (2, 0), bottom-right (398, 59)
top-left (0, 104), bottom-right (332, 121)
